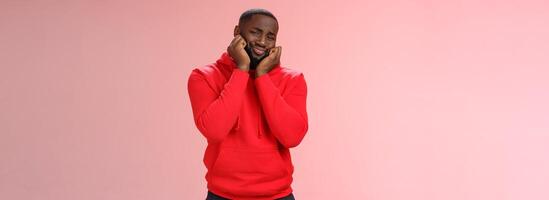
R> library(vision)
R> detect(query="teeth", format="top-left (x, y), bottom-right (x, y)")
top-left (254, 48), bottom-right (264, 55)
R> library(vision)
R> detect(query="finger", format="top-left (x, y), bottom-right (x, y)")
top-left (229, 36), bottom-right (239, 49)
top-left (268, 48), bottom-right (277, 57)
top-left (239, 38), bottom-right (247, 48)
top-left (272, 46), bottom-right (281, 60)
top-left (233, 36), bottom-right (245, 48)
top-left (231, 35), bottom-right (244, 47)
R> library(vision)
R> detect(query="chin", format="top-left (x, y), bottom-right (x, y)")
top-left (253, 55), bottom-right (264, 61)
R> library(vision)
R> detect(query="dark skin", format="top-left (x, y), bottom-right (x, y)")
top-left (226, 14), bottom-right (281, 77)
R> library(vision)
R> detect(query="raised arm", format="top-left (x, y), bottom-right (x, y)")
top-left (187, 69), bottom-right (249, 143)
top-left (255, 74), bottom-right (308, 148)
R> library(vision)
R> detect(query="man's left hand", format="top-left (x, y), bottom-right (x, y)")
top-left (256, 46), bottom-right (281, 77)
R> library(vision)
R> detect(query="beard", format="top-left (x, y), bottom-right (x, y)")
top-left (244, 45), bottom-right (269, 70)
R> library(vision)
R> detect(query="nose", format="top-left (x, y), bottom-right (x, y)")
top-left (256, 36), bottom-right (266, 47)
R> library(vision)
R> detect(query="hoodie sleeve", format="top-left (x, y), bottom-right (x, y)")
top-left (255, 73), bottom-right (308, 148)
top-left (187, 69), bottom-right (249, 143)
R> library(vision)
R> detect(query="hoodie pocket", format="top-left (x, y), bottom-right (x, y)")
top-left (210, 147), bottom-right (291, 194)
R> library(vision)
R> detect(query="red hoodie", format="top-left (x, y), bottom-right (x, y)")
top-left (187, 52), bottom-right (308, 200)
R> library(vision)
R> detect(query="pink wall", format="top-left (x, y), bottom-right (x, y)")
top-left (1, 0), bottom-right (548, 199)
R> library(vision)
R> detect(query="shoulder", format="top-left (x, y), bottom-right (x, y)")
top-left (191, 64), bottom-right (219, 77)
top-left (189, 63), bottom-right (227, 82)
top-left (188, 64), bottom-right (223, 89)
top-left (278, 66), bottom-right (305, 80)
top-left (275, 66), bottom-right (307, 90)
top-left (278, 66), bottom-right (307, 86)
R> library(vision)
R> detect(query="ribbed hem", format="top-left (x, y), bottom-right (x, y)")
top-left (207, 186), bottom-right (293, 200)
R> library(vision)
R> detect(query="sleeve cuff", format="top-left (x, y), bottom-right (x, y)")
top-left (230, 69), bottom-right (250, 83)
top-left (254, 73), bottom-right (273, 87)
top-left (232, 68), bottom-right (250, 77)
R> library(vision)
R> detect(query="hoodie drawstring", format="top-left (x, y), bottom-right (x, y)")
top-left (236, 116), bottom-right (240, 130)
top-left (258, 108), bottom-right (262, 139)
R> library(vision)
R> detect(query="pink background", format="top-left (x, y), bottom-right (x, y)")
top-left (1, 0), bottom-right (548, 199)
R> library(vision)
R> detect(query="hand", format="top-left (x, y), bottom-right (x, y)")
top-left (227, 35), bottom-right (250, 71)
top-left (256, 46), bottom-right (281, 77)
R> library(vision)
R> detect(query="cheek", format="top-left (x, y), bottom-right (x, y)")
top-left (244, 35), bottom-right (258, 42)
top-left (267, 41), bottom-right (276, 48)
top-left (239, 35), bottom-right (251, 43)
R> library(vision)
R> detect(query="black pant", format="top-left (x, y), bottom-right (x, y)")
top-left (206, 191), bottom-right (295, 200)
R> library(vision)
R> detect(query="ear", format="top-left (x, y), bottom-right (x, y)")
top-left (233, 25), bottom-right (240, 37)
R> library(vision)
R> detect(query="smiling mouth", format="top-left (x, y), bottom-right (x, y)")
top-left (252, 47), bottom-right (266, 56)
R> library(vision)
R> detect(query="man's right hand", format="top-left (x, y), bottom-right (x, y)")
top-left (227, 35), bottom-right (250, 71)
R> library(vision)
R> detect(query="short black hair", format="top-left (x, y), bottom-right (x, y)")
top-left (238, 8), bottom-right (278, 26)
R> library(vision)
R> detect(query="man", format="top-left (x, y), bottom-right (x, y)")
top-left (188, 8), bottom-right (308, 200)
